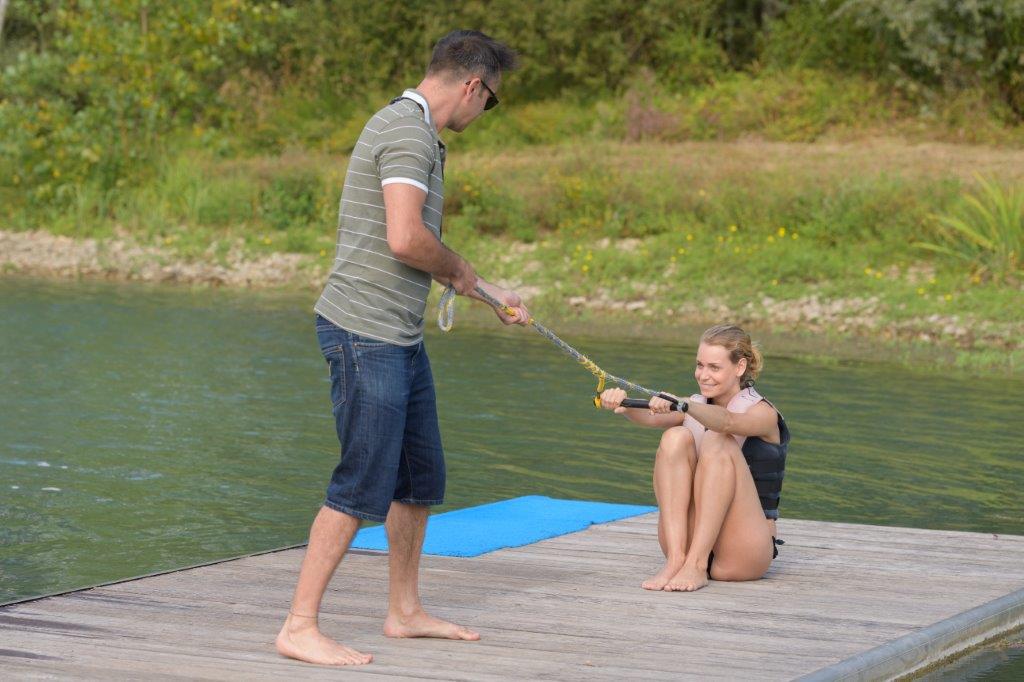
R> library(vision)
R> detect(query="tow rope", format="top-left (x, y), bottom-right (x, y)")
top-left (438, 285), bottom-right (684, 411)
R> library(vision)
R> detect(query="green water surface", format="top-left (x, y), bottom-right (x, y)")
top-left (2, 278), bottom-right (1023, 676)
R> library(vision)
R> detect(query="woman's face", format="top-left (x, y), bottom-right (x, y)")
top-left (694, 343), bottom-right (746, 401)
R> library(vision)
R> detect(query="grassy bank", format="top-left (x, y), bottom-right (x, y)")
top-left (2, 139), bottom-right (1021, 373)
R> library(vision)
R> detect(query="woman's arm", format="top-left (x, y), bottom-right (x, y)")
top-left (600, 388), bottom-right (687, 429)
top-left (650, 394), bottom-right (778, 440)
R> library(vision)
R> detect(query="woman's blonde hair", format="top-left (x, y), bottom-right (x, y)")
top-left (700, 324), bottom-right (763, 387)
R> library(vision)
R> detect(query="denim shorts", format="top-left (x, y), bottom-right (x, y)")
top-left (315, 315), bottom-right (445, 522)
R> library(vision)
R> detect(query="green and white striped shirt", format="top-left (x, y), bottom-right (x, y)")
top-left (314, 89), bottom-right (446, 345)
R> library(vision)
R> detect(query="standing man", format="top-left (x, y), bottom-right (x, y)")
top-left (276, 31), bottom-right (529, 666)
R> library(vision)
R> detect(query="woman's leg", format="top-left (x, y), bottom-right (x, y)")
top-left (644, 427), bottom-right (697, 590)
top-left (666, 431), bottom-right (773, 591)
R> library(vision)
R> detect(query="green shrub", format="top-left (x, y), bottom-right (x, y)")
top-left (918, 176), bottom-right (1023, 284)
top-left (259, 169), bottom-right (322, 231)
top-left (836, 0), bottom-right (1024, 118)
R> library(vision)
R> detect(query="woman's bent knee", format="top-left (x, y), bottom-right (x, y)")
top-left (696, 443), bottom-right (735, 468)
top-left (659, 426), bottom-right (695, 452)
top-left (698, 431), bottom-right (740, 461)
top-left (658, 427), bottom-right (696, 462)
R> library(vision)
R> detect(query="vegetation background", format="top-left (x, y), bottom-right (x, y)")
top-left (1, 0), bottom-right (1022, 370)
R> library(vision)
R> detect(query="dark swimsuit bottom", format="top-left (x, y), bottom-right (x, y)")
top-left (706, 537), bottom-right (784, 577)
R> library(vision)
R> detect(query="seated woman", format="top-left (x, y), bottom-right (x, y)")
top-left (599, 324), bottom-right (788, 592)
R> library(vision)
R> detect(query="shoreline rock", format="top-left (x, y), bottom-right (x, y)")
top-left (2, 229), bottom-right (1017, 355)
top-left (0, 229), bottom-right (325, 288)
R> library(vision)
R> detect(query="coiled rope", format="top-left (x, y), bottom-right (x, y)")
top-left (438, 285), bottom-right (664, 405)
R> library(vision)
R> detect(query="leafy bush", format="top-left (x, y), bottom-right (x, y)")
top-left (840, 1), bottom-right (1023, 117)
top-left (2, 0), bottom-right (1023, 212)
top-left (0, 0), bottom-right (290, 202)
top-left (259, 169), bottom-right (321, 231)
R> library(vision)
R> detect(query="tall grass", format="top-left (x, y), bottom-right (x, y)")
top-left (918, 176), bottom-right (1023, 284)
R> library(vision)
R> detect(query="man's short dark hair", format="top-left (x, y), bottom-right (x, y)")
top-left (427, 30), bottom-right (518, 82)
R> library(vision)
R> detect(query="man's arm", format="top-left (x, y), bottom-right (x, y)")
top-left (382, 183), bottom-right (477, 294)
top-left (382, 183), bottom-right (529, 325)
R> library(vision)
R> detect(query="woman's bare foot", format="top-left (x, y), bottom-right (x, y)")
top-left (641, 556), bottom-right (685, 591)
top-left (665, 564), bottom-right (709, 592)
top-left (275, 614), bottom-right (372, 666)
top-left (383, 609), bottom-right (480, 641)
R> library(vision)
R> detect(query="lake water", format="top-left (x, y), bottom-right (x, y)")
top-left (1, 276), bottom-right (1022, 676)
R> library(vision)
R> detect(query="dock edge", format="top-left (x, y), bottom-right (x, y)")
top-left (798, 587), bottom-right (1024, 681)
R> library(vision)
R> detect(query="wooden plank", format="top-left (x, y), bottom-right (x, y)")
top-left (2, 518), bottom-right (1023, 680)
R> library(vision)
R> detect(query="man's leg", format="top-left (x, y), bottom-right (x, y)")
top-left (380, 501), bottom-right (479, 640)
top-left (275, 506), bottom-right (373, 665)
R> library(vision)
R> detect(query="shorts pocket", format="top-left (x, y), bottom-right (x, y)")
top-left (352, 336), bottom-right (404, 357)
top-left (327, 348), bottom-right (347, 409)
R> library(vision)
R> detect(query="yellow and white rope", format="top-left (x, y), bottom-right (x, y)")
top-left (438, 285), bottom-right (662, 404)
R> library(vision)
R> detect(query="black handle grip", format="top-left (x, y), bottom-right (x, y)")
top-left (619, 397), bottom-right (686, 412)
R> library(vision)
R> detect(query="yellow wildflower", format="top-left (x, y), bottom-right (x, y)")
top-left (777, 227), bottom-right (786, 238)
top-left (728, 224), bottom-right (738, 233)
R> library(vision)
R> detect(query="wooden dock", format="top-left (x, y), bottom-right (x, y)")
top-left (3, 514), bottom-right (1024, 680)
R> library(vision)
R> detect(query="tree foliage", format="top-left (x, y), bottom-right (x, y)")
top-left (1, 0), bottom-right (1021, 203)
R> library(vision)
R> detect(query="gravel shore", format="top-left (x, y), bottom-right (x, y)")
top-left (0, 229), bottom-right (324, 288)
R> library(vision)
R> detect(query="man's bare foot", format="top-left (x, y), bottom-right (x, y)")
top-left (641, 557), bottom-right (684, 591)
top-left (665, 564), bottom-right (709, 592)
top-left (383, 609), bottom-right (480, 641)
top-left (275, 614), bottom-right (372, 666)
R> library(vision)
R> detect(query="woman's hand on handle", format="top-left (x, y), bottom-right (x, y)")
top-left (600, 388), bottom-right (628, 413)
top-left (649, 392), bottom-right (682, 415)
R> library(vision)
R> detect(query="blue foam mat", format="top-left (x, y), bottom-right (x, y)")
top-left (350, 495), bottom-right (656, 557)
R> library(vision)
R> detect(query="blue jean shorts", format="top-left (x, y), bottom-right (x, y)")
top-left (315, 315), bottom-right (445, 522)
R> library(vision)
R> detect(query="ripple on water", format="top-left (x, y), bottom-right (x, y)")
top-left (125, 471), bottom-right (164, 481)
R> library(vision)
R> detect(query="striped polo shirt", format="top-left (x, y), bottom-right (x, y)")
top-left (314, 89), bottom-right (446, 345)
